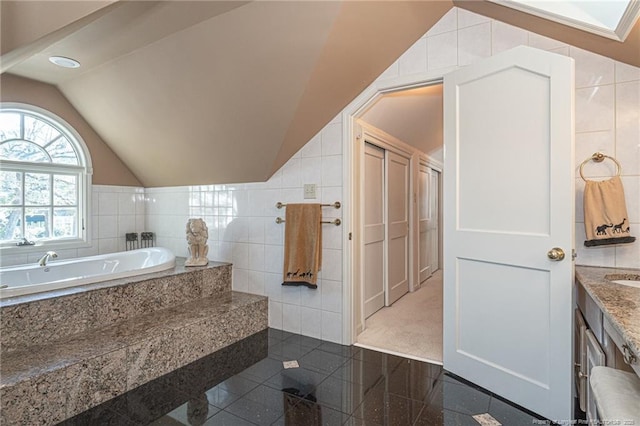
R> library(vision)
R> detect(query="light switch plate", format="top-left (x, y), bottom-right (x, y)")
top-left (304, 183), bottom-right (317, 199)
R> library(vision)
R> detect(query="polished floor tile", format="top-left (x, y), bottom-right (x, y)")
top-left (60, 329), bottom-right (551, 425)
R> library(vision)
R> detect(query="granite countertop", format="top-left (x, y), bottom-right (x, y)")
top-left (575, 265), bottom-right (640, 358)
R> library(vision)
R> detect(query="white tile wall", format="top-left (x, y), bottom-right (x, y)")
top-left (92, 185), bottom-right (147, 255)
top-left (143, 118), bottom-right (345, 343)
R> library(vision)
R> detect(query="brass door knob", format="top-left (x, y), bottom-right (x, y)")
top-left (547, 247), bottom-right (565, 261)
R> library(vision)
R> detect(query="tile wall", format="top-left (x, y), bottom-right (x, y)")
top-left (377, 8), bottom-right (640, 268)
top-left (0, 185), bottom-right (146, 267)
top-left (145, 114), bottom-right (344, 343)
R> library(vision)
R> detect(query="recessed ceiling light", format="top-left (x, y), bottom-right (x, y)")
top-left (48, 56), bottom-right (81, 69)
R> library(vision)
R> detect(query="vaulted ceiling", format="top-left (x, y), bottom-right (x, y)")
top-left (1, 1), bottom-right (639, 187)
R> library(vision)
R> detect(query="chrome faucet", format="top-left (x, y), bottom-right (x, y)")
top-left (38, 251), bottom-right (58, 267)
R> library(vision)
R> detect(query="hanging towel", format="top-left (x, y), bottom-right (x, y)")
top-left (282, 203), bottom-right (322, 289)
top-left (584, 176), bottom-right (636, 247)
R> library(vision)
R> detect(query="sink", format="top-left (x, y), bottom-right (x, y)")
top-left (605, 274), bottom-right (640, 289)
top-left (610, 280), bottom-right (640, 288)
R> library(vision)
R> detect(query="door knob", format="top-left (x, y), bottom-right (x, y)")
top-left (547, 247), bottom-right (565, 261)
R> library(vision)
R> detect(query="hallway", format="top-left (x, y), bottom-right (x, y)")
top-left (357, 271), bottom-right (443, 364)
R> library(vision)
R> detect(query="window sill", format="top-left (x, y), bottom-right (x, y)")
top-left (0, 239), bottom-right (91, 256)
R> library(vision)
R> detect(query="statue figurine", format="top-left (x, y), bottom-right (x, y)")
top-left (185, 218), bottom-right (209, 266)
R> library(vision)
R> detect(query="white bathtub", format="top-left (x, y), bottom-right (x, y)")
top-left (0, 247), bottom-right (176, 299)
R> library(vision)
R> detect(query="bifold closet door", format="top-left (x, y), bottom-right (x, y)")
top-left (429, 169), bottom-right (440, 273)
top-left (363, 143), bottom-right (385, 318)
top-left (418, 163), bottom-right (431, 283)
top-left (386, 150), bottom-right (410, 306)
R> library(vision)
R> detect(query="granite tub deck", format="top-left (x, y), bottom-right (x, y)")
top-left (0, 259), bottom-right (268, 425)
top-left (575, 266), bottom-right (640, 364)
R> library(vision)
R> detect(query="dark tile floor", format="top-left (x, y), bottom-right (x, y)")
top-left (60, 329), bottom-right (554, 426)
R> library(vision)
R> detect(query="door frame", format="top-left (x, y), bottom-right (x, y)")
top-left (342, 74), bottom-right (446, 341)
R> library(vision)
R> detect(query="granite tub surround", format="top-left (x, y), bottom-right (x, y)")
top-left (60, 330), bottom-right (269, 425)
top-left (0, 261), bottom-right (268, 425)
top-left (1, 258), bottom-right (231, 352)
top-left (575, 266), bottom-right (640, 359)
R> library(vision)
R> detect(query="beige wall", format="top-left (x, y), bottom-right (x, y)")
top-left (0, 73), bottom-right (141, 186)
top-left (0, 1), bottom-right (114, 55)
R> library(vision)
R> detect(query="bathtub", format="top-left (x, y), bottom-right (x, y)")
top-left (0, 247), bottom-right (176, 299)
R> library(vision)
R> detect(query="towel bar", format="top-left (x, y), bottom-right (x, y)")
top-left (276, 202), bottom-right (340, 209)
top-left (579, 152), bottom-right (621, 181)
top-left (276, 217), bottom-right (341, 226)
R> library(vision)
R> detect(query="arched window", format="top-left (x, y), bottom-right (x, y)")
top-left (0, 103), bottom-right (92, 249)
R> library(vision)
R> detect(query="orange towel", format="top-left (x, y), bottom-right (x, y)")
top-left (282, 203), bottom-right (322, 289)
top-left (584, 176), bottom-right (635, 247)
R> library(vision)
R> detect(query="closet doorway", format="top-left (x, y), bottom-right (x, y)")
top-left (362, 142), bottom-right (410, 318)
top-left (352, 83), bottom-right (444, 363)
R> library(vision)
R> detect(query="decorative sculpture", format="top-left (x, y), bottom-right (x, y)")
top-left (185, 218), bottom-right (209, 266)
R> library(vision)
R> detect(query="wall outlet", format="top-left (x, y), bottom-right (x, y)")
top-left (303, 184), bottom-right (317, 199)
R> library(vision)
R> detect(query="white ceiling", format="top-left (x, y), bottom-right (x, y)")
top-left (361, 85), bottom-right (444, 162)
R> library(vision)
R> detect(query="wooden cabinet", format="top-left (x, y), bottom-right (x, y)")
top-left (574, 309), bottom-right (587, 412)
top-left (585, 329), bottom-right (605, 421)
top-left (575, 280), bottom-right (639, 422)
top-left (603, 317), bottom-right (638, 375)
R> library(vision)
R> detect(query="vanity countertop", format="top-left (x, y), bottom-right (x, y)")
top-left (575, 265), bottom-right (640, 358)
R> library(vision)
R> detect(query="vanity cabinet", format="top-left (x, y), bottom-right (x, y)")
top-left (574, 280), bottom-right (636, 420)
top-left (574, 309), bottom-right (587, 411)
top-left (585, 329), bottom-right (605, 421)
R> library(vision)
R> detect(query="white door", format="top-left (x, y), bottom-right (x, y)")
top-left (428, 168), bottom-right (439, 274)
top-left (363, 143), bottom-right (385, 318)
top-left (386, 150), bottom-right (410, 306)
top-left (419, 163), bottom-right (431, 283)
top-left (443, 46), bottom-right (574, 420)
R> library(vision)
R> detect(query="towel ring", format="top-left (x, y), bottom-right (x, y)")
top-left (579, 152), bottom-right (621, 182)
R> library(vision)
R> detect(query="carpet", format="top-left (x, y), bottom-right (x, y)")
top-left (356, 270), bottom-right (443, 364)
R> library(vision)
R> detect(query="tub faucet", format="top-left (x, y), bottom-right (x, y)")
top-left (38, 251), bottom-right (58, 267)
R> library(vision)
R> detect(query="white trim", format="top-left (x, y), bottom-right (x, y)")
top-left (341, 74), bottom-right (445, 345)
top-left (0, 102), bottom-right (93, 252)
top-left (357, 121), bottom-right (415, 158)
top-left (0, 102), bottom-right (94, 173)
top-left (419, 153), bottom-right (443, 173)
top-left (488, 0), bottom-right (640, 42)
top-left (354, 342), bottom-right (444, 366)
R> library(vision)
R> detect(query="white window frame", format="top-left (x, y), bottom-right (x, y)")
top-left (0, 102), bottom-right (93, 253)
